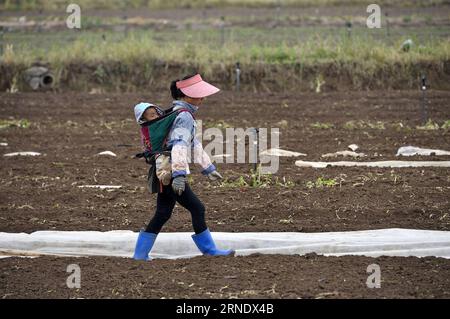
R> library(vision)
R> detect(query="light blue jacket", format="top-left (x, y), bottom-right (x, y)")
top-left (167, 100), bottom-right (216, 178)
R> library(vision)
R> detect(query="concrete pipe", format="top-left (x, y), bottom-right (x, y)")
top-left (39, 73), bottom-right (54, 89)
top-left (23, 66), bottom-right (54, 90)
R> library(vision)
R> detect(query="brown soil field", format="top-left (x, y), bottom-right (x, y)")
top-left (0, 90), bottom-right (449, 298)
top-left (1, 254), bottom-right (449, 299)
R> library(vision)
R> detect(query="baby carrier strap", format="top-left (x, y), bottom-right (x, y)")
top-left (135, 108), bottom-right (194, 160)
top-left (135, 108), bottom-right (194, 194)
top-left (135, 107), bottom-right (195, 193)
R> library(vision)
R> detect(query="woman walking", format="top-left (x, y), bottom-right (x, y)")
top-left (133, 74), bottom-right (234, 261)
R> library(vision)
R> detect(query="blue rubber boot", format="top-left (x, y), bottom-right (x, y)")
top-left (133, 230), bottom-right (157, 261)
top-left (192, 228), bottom-right (234, 256)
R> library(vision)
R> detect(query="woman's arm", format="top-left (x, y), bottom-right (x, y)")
top-left (193, 137), bottom-right (216, 175)
top-left (170, 112), bottom-right (193, 177)
top-left (169, 111), bottom-right (217, 177)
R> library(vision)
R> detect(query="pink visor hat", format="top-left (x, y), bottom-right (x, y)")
top-left (176, 74), bottom-right (220, 98)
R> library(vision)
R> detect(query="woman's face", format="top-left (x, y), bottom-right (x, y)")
top-left (183, 96), bottom-right (204, 106)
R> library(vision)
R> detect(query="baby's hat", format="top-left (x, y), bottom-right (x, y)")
top-left (134, 102), bottom-right (164, 123)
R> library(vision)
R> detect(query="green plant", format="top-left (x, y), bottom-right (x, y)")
top-left (203, 120), bottom-right (232, 129)
top-left (402, 15), bottom-right (412, 23)
top-left (306, 177), bottom-right (337, 189)
top-left (343, 120), bottom-right (385, 130)
top-left (391, 122), bottom-right (412, 131)
top-left (218, 166), bottom-right (295, 189)
top-left (314, 74), bottom-right (325, 93)
top-left (441, 120), bottom-right (450, 129)
top-left (417, 119), bottom-right (440, 130)
top-left (274, 176), bottom-right (296, 188)
top-left (0, 119), bottom-right (30, 129)
top-left (389, 171), bottom-right (401, 185)
top-left (310, 122), bottom-right (334, 129)
top-left (219, 176), bottom-right (249, 188)
top-left (7, 75), bottom-right (19, 94)
top-left (2, 20), bottom-right (450, 93)
top-left (1, 0), bottom-right (448, 11)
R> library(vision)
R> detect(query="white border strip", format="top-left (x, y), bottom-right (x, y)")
top-left (295, 160), bottom-right (450, 168)
top-left (1, 229), bottom-right (449, 259)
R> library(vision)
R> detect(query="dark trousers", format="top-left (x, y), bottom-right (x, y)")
top-left (145, 183), bottom-right (207, 234)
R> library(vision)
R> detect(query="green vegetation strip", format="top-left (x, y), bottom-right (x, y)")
top-left (1, 0), bottom-right (446, 11)
top-left (1, 23), bottom-right (449, 91)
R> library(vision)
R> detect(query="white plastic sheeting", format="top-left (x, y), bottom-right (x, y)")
top-left (3, 152), bottom-right (41, 157)
top-left (295, 160), bottom-right (450, 168)
top-left (259, 148), bottom-right (306, 157)
top-left (78, 185), bottom-right (122, 190)
top-left (396, 146), bottom-right (450, 157)
top-left (348, 144), bottom-right (359, 151)
top-left (97, 151), bottom-right (117, 157)
top-left (1, 229), bottom-right (450, 259)
top-left (321, 150), bottom-right (366, 158)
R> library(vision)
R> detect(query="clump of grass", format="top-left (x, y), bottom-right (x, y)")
top-left (352, 172), bottom-right (402, 187)
top-left (3, 24), bottom-right (450, 92)
top-left (0, 119), bottom-right (30, 129)
top-left (218, 167), bottom-right (295, 188)
top-left (389, 171), bottom-right (402, 185)
top-left (391, 122), bottom-right (412, 132)
top-left (5, 29), bottom-right (450, 78)
top-left (416, 119), bottom-right (440, 130)
top-left (343, 120), bottom-right (385, 130)
top-left (220, 175), bottom-right (250, 188)
top-left (310, 122), bottom-right (334, 129)
top-left (1, 0), bottom-right (448, 11)
top-left (440, 120), bottom-right (450, 129)
top-left (306, 177), bottom-right (337, 189)
top-left (314, 74), bottom-right (325, 93)
top-left (402, 16), bottom-right (412, 24)
top-left (203, 120), bottom-right (232, 129)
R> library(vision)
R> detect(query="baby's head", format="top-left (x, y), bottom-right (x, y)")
top-left (134, 103), bottom-right (164, 124)
top-left (142, 107), bottom-right (160, 121)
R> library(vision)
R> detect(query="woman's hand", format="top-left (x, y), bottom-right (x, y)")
top-left (207, 170), bottom-right (223, 181)
top-left (172, 176), bottom-right (186, 195)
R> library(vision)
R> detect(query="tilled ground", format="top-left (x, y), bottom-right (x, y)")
top-left (1, 254), bottom-right (449, 299)
top-left (0, 90), bottom-right (449, 298)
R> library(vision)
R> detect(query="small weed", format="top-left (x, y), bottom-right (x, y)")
top-left (306, 177), bottom-right (337, 189)
top-left (314, 74), bottom-right (325, 93)
top-left (203, 120), bottom-right (232, 129)
top-left (218, 166), bottom-right (295, 189)
top-left (344, 120), bottom-right (385, 130)
top-left (310, 122), bottom-right (334, 129)
top-left (402, 15), bottom-right (412, 23)
top-left (416, 119), bottom-right (440, 130)
top-left (392, 122), bottom-right (412, 132)
top-left (389, 170), bottom-right (402, 185)
top-left (0, 119), bottom-right (30, 129)
top-left (441, 120), bottom-right (450, 129)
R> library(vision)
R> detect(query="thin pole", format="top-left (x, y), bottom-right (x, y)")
top-left (385, 12), bottom-right (390, 38)
top-left (235, 62), bottom-right (241, 92)
top-left (346, 21), bottom-right (352, 38)
top-left (421, 74), bottom-right (428, 125)
top-left (220, 16), bottom-right (225, 47)
top-left (253, 128), bottom-right (259, 172)
top-left (0, 27), bottom-right (4, 57)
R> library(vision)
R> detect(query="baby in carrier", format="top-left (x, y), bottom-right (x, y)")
top-left (134, 102), bottom-right (172, 187)
top-left (136, 103), bottom-right (163, 123)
